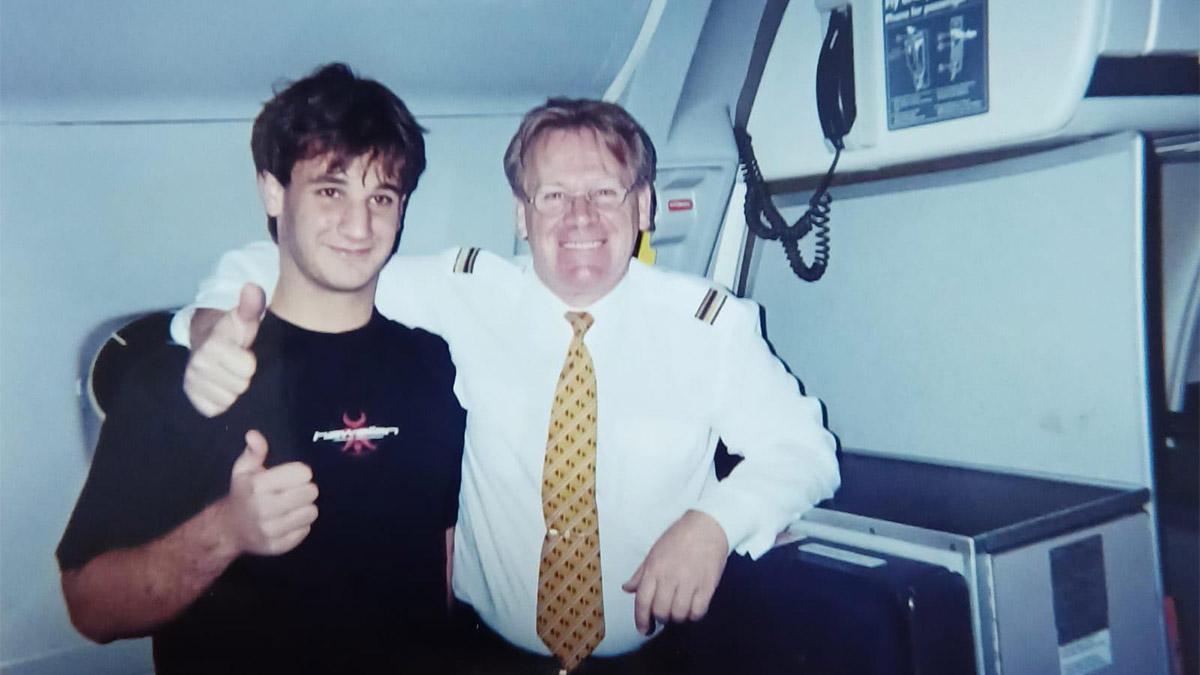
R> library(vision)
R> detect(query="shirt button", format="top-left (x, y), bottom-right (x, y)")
top-left (548, 527), bottom-right (560, 537)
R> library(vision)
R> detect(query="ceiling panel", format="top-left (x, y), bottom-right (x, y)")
top-left (0, 0), bottom-right (650, 121)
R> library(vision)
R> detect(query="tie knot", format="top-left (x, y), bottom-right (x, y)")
top-left (565, 311), bottom-right (594, 337)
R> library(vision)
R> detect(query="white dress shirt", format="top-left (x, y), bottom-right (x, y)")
top-left (171, 243), bottom-right (840, 656)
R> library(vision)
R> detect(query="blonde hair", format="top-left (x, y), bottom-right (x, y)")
top-left (503, 98), bottom-right (656, 200)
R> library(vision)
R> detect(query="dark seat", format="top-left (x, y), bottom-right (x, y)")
top-left (78, 311), bottom-right (176, 454)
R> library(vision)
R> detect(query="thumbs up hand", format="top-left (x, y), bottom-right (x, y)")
top-left (184, 283), bottom-right (265, 417)
top-left (220, 430), bottom-right (319, 556)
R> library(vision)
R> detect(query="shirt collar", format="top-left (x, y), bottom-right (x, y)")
top-left (518, 258), bottom-right (642, 325)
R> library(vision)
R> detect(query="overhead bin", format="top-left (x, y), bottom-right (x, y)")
top-left (0, 0), bottom-right (654, 121)
top-left (746, 0), bottom-right (1200, 180)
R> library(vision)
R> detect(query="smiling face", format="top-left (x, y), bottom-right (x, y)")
top-left (516, 128), bottom-right (651, 308)
top-left (261, 152), bottom-right (405, 304)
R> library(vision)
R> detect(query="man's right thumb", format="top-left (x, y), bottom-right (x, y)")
top-left (232, 429), bottom-right (269, 474)
top-left (233, 283), bottom-right (266, 348)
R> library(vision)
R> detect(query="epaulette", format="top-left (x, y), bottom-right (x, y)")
top-left (452, 247), bottom-right (481, 274)
top-left (693, 286), bottom-right (729, 325)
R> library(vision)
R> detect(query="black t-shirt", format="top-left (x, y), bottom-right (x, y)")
top-left (58, 310), bottom-right (466, 674)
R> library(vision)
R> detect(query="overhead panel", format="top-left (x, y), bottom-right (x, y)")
top-left (0, 0), bottom-right (651, 122)
top-left (746, 0), bottom-right (1199, 181)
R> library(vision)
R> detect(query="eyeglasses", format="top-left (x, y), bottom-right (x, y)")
top-left (527, 184), bottom-right (633, 217)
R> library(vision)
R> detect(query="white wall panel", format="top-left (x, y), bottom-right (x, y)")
top-left (747, 134), bottom-right (1153, 487)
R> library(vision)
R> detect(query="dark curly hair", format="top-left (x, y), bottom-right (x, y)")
top-left (251, 63), bottom-right (426, 249)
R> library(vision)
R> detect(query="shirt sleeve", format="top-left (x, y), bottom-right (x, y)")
top-left (169, 240), bottom-right (280, 346)
top-left (167, 242), bottom-right (453, 346)
top-left (690, 297), bottom-right (841, 558)
top-left (57, 347), bottom-right (225, 571)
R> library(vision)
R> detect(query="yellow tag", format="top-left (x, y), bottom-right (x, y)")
top-left (635, 230), bottom-right (656, 265)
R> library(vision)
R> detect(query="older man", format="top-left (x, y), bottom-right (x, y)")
top-left (175, 98), bottom-right (839, 673)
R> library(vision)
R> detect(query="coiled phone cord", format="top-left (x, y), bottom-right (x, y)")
top-left (735, 126), bottom-right (838, 282)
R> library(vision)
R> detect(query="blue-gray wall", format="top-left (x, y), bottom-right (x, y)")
top-left (745, 134), bottom-right (1156, 487)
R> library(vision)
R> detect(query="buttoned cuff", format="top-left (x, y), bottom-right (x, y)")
top-left (169, 306), bottom-right (195, 347)
top-left (692, 489), bottom-right (786, 560)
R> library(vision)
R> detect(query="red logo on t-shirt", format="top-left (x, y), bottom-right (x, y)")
top-left (311, 412), bottom-right (400, 456)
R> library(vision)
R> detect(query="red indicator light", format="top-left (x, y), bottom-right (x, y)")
top-left (667, 198), bottom-right (694, 212)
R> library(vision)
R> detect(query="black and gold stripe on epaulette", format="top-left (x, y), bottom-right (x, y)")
top-left (694, 288), bottom-right (728, 325)
top-left (452, 247), bottom-right (481, 274)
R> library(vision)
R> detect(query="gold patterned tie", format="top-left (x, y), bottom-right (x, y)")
top-left (537, 311), bottom-right (604, 673)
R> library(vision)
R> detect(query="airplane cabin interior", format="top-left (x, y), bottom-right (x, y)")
top-left (1, 1), bottom-right (1197, 673)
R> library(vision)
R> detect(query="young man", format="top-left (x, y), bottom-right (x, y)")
top-left (57, 63), bottom-right (465, 673)
top-left (175, 98), bottom-right (840, 674)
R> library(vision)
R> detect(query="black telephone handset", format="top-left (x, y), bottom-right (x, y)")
top-left (816, 6), bottom-right (857, 147)
top-left (737, 5), bottom-right (855, 282)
